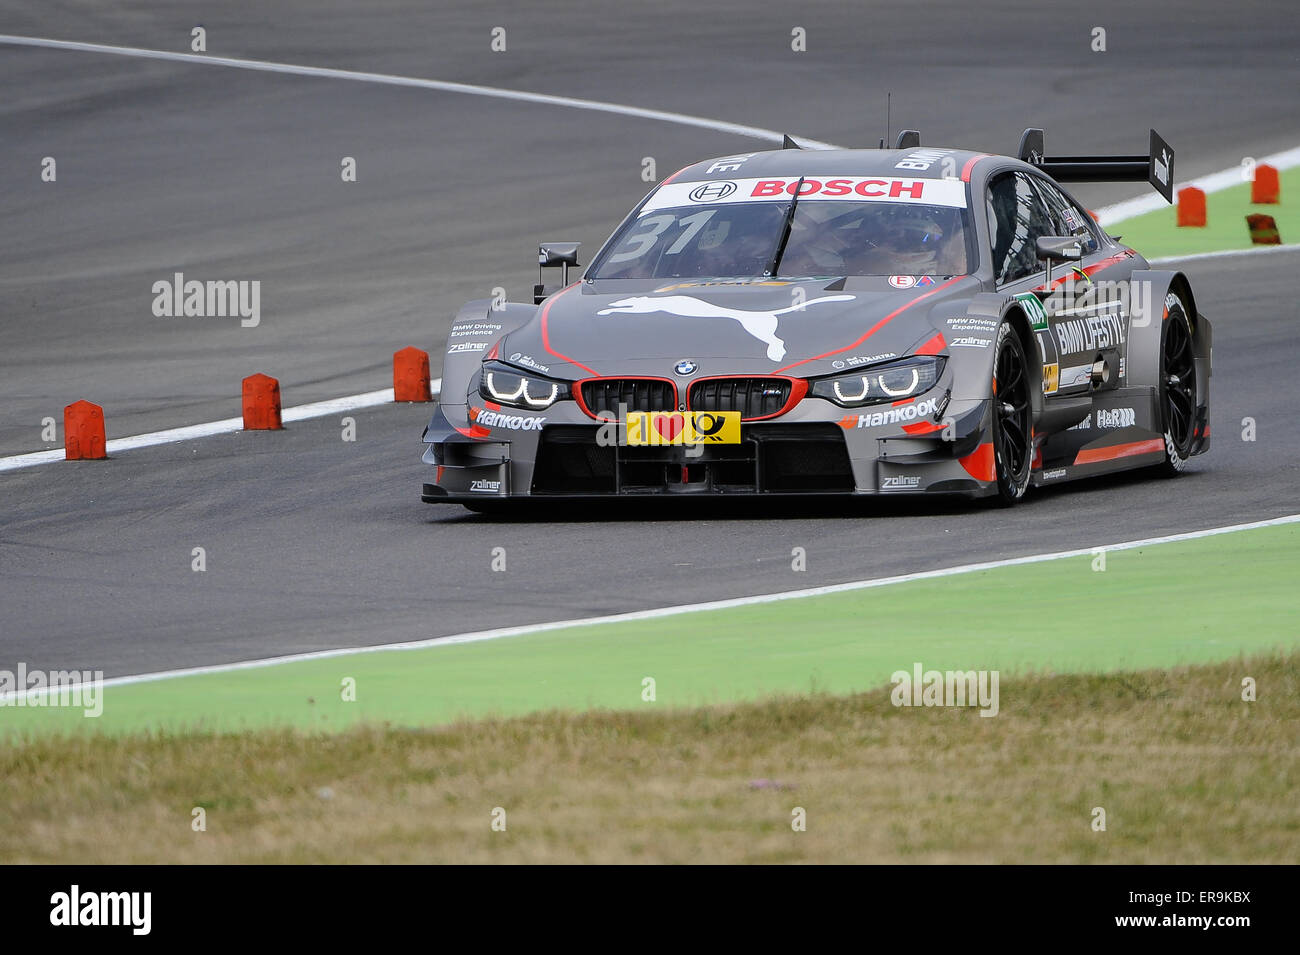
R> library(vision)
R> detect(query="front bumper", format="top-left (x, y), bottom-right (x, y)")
top-left (420, 396), bottom-right (999, 502)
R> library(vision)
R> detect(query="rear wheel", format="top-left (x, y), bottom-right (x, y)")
top-left (990, 322), bottom-right (1033, 505)
top-left (1157, 293), bottom-right (1197, 476)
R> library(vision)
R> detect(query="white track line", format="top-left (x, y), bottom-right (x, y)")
top-left (1094, 144), bottom-right (1300, 226)
top-left (5, 512), bottom-right (1297, 703)
top-left (0, 382), bottom-right (440, 473)
top-left (1148, 243), bottom-right (1300, 265)
top-left (0, 34), bottom-right (840, 150)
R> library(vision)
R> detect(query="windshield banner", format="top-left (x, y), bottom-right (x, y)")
top-left (644, 176), bottom-right (969, 213)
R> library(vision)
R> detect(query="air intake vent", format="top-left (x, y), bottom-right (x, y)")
top-left (579, 379), bottom-right (676, 419)
top-left (689, 378), bottom-right (795, 420)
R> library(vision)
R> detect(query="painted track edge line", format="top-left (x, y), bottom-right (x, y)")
top-left (1147, 243), bottom-right (1300, 265)
top-left (0, 381), bottom-right (440, 472)
top-left (0, 34), bottom-right (841, 150)
top-left (7, 512), bottom-right (1297, 701)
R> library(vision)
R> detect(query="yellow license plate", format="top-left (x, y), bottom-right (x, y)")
top-left (626, 411), bottom-right (741, 446)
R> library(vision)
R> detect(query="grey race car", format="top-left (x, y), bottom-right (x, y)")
top-left (421, 128), bottom-right (1210, 509)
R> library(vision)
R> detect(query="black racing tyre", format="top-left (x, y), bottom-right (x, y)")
top-left (989, 321), bottom-right (1033, 505)
top-left (1156, 292), bottom-right (1197, 476)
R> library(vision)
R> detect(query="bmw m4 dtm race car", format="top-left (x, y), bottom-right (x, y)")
top-left (421, 128), bottom-right (1209, 510)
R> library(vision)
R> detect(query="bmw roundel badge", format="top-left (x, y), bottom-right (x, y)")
top-left (674, 360), bottom-right (698, 376)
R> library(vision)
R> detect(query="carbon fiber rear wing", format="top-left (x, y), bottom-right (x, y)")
top-left (1017, 128), bottom-right (1174, 203)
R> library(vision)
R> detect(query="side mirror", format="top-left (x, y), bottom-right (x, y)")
top-left (535, 242), bottom-right (582, 304)
top-left (1035, 235), bottom-right (1084, 290)
top-left (1035, 235), bottom-right (1084, 262)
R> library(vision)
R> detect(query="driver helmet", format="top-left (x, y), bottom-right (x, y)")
top-left (878, 211), bottom-right (945, 270)
top-left (782, 207), bottom-right (850, 271)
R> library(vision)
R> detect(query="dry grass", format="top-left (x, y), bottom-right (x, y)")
top-left (1, 655), bottom-right (1296, 863)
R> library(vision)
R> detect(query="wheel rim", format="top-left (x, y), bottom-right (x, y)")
top-left (1163, 313), bottom-right (1196, 448)
top-left (994, 336), bottom-right (1032, 479)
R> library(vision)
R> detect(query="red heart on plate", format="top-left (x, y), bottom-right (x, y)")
top-left (653, 413), bottom-right (685, 441)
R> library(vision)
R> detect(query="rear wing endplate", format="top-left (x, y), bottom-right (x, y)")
top-left (1017, 128), bottom-right (1175, 203)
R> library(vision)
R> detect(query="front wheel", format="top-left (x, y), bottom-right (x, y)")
top-left (989, 322), bottom-right (1033, 505)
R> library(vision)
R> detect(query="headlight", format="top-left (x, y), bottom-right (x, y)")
top-left (809, 356), bottom-right (944, 408)
top-left (479, 360), bottom-right (571, 410)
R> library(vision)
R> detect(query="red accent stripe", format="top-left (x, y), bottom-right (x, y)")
top-left (539, 282), bottom-right (599, 376)
top-left (463, 406), bottom-right (492, 439)
top-left (915, 332), bottom-right (945, 355)
top-left (1073, 438), bottom-right (1164, 466)
top-left (959, 442), bottom-right (996, 482)
top-left (902, 419), bottom-right (945, 435)
top-left (660, 165), bottom-right (693, 186)
top-left (774, 276), bottom-right (967, 373)
top-left (1032, 251), bottom-right (1132, 293)
top-left (960, 154), bottom-right (990, 182)
top-left (452, 423), bottom-right (491, 439)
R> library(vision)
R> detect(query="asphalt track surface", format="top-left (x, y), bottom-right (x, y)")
top-left (2, 1), bottom-right (1299, 676)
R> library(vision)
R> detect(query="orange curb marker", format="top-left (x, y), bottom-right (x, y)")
top-left (1247, 213), bottom-right (1282, 245)
top-left (393, 346), bottom-right (432, 402)
top-left (1251, 164), bottom-right (1280, 204)
top-left (64, 399), bottom-right (106, 460)
top-left (242, 373), bottom-right (283, 430)
top-left (1176, 186), bottom-right (1206, 227)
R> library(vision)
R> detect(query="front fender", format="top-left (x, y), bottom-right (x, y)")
top-left (942, 293), bottom-right (1042, 408)
top-left (438, 299), bottom-right (538, 406)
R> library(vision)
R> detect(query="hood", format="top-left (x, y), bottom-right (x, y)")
top-left (499, 276), bottom-right (974, 379)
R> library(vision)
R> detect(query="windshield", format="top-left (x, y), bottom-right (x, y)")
top-left (591, 180), bottom-right (972, 279)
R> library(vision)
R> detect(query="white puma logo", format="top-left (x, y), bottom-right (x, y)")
top-left (597, 294), bottom-right (855, 361)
